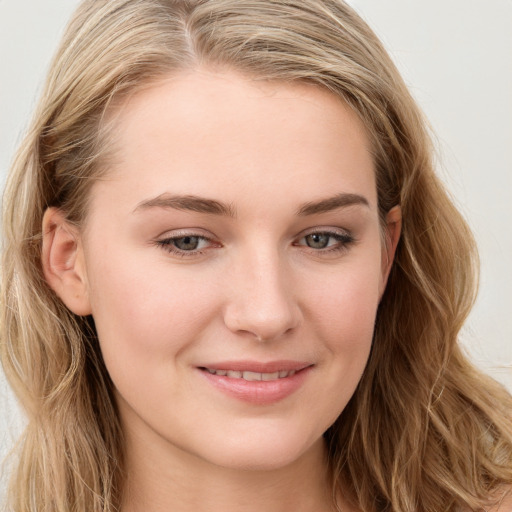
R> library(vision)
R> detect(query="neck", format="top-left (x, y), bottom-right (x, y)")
top-left (120, 423), bottom-right (336, 512)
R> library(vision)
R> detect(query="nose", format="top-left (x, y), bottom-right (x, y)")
top-left (223, 248), bottom-right (302, 342)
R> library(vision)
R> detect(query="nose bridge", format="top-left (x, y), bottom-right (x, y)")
top-left (223, 242), bottom-right (301, 341)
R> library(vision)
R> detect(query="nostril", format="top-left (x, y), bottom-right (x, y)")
top-left (222, 268), bottom-right (302, 340)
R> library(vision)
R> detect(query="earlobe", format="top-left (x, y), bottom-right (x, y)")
top-left (41, 208), bottom-right (92, 316)
top-left (379, 205), bottom-right (402, 297)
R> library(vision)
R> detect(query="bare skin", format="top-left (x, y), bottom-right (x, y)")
top-left (122, 424), bottom-right (338, 512)
top-left (42, 69), bottom-right (400, 512)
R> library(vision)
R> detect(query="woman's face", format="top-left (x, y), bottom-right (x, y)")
top-left (51, 69), bottom-right (399, 471)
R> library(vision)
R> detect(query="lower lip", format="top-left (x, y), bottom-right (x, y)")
top-left (199, 367), bottom-right (312, 405)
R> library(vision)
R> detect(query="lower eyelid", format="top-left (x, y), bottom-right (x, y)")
top-left (154, 233), bottom-right (222, 256)
top-left (296, 231), bottom-right (354, 245)
top-left (154, 230), bottom-right (354, 256)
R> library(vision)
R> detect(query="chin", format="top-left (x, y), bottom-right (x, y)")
top-left (191, 426), bottom-right (326, 472)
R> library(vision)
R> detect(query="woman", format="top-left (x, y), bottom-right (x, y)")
top-left (1, 0), bottom-right (511, 511)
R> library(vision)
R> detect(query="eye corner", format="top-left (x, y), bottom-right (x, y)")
top-left (293, 228), bottom-right (356, 255)
top-left (154, 232), bottom-right (222, 258)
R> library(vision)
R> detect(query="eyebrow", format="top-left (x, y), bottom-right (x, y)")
top-left (296, 193), bottom-right (370, 216)
top-left (134, 194), bottom-right (237, 217)
top-left (133, 192), bottom-right (369, 217)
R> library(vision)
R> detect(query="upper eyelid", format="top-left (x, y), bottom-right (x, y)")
top-left (157, 233), bottom-right (216, 247)
top-left (155, 234), bottom-right (352, 258)
top-left (297, 226), bottom-right (352, 238)
top-left (155, 234), bottom-right (217, 257)
top-left (156, 228), bottom-right (214, 240)
top-left (155, 226), bottom-right (352, 240)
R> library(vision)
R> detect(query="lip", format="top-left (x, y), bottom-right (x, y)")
top-left (197, 360), bottom-right (313, 405)
top-left (199, 360), bottom-right (311, 373)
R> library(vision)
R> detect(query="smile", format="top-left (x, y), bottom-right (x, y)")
top-left (198, 362), bottom-right (313, 405)
top-left (203, 368), bottom-right (296, 380)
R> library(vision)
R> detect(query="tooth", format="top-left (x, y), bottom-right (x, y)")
top-left (211, 369), bottom-right (298, 380)
top-left (243, 371), bottom-right (262, 381)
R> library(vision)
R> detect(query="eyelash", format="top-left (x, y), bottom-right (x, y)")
top-left (155, 233), bottom-right (216, 258)
top-left (155, 229), bottom-right (355, 258)
top-left (294, 230), bottom-right (355, 254)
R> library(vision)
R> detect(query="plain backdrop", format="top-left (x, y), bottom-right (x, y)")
top-left (1, 0), bottom-right (511, 487)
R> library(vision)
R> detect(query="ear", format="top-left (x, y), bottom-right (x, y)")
top-left (379, 205), bottom-right (402, 298)
top-left (41, 207), bottom-right (92, 316)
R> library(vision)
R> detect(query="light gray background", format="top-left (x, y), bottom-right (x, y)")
top-left (1, 0), bottom-right (511, 487)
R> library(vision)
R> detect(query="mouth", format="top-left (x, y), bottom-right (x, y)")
top-left (197, 361), bottom-right (313, 405)
top-left (199, 368), bottom-right (298, 381)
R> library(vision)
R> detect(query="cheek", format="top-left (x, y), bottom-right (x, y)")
top-left (84, 244), bottom-right (220, 382)
top-left (305, 253), bottom-right (383, 343)
top-left (300, 254), bottom-right (382, 411)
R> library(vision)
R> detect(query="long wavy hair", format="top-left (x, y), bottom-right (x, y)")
top-left (1, 1), bottom-right (511, 511)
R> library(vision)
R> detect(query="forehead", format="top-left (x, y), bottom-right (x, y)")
top-left (93, 68), bottom-right (377, 215)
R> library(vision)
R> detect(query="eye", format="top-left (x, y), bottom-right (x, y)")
top-left (171, 236), bottom-right (204, 251)
top-left (295, 230), bottom-right (355, 253)
top-left (304, 233), bottom-right (334, 249)
top-left (155, 233), bottom-right (217, 256)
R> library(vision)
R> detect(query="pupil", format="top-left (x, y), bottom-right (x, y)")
top-left (174, 236), bottom-right (199, 251)
top-left (306, 233), bottom-right (329, 249)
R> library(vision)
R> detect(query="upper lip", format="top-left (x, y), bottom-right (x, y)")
top-left (198, 360), bottom-right (313, 373)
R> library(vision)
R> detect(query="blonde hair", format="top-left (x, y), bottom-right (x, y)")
top-left (1, 1), bottom-right (511, 510)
